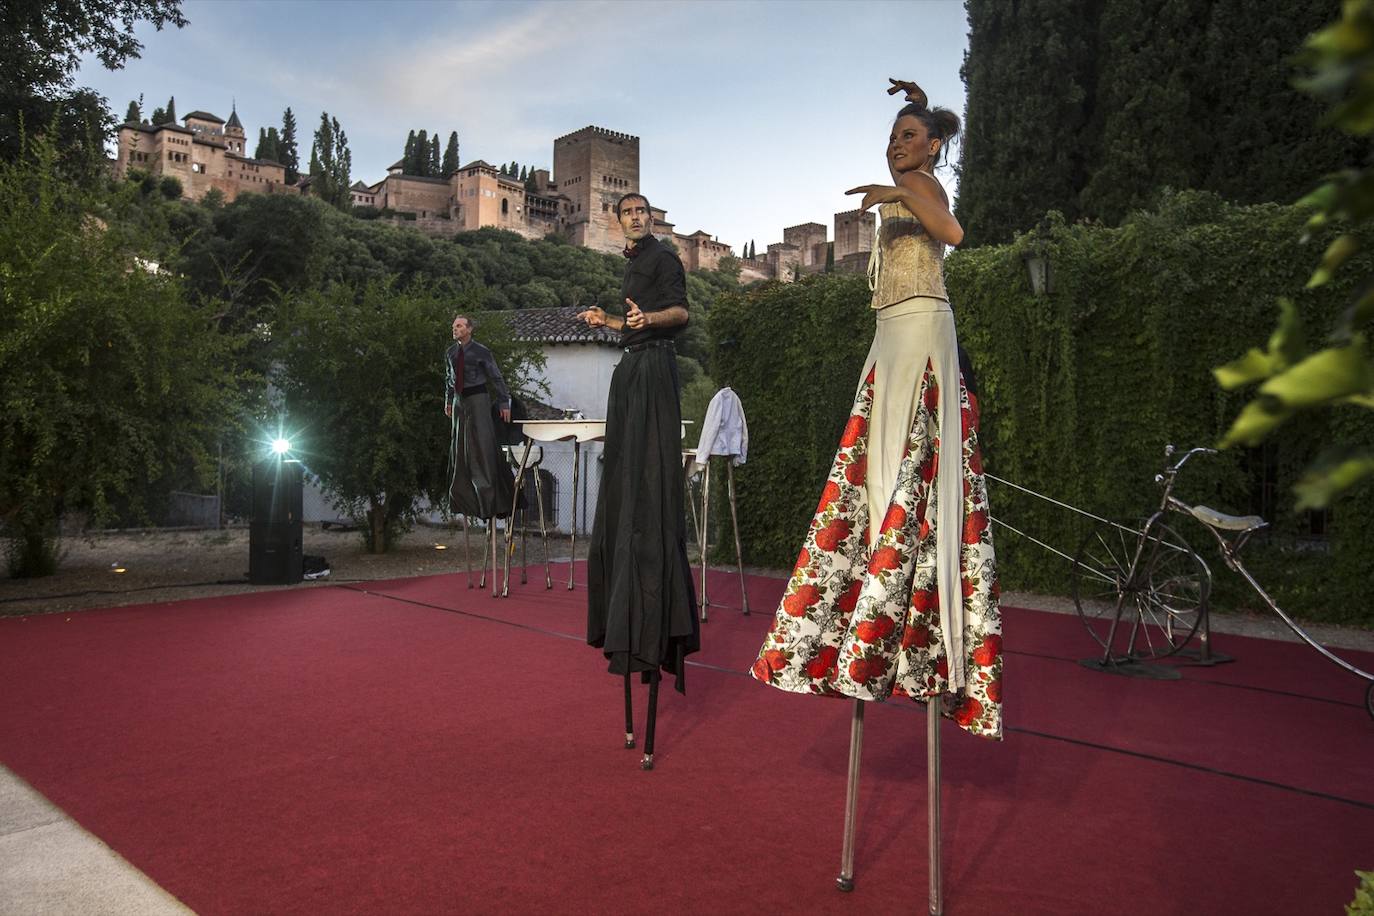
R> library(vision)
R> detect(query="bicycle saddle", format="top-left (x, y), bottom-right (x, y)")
top-left (1189, 504), bottom-right (1266, 532)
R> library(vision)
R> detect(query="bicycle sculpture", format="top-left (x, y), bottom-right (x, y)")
top-left (990, 445), bottom-right (1374, 721)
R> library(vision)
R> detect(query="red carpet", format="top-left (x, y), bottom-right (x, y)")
top-left (1, 565), bottom-right (1371, 915)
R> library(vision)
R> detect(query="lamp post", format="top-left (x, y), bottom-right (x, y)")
top-left (1022, 242), bottom-right (1052, 296)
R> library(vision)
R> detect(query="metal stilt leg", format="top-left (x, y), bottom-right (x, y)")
top-left (726, 462), bottom-right (749, 615)
top-left (623, 672), bottom-right (635, 749)
top-left (928, 698), bottom-right (943, 916)
top-left (534, 467), bottom-right (552, 589)
top-left (462, 514), bottom-right (474, 589)
top-left (503, 440), bottom-right (534, 598)
top-left (641, 671), bottom-right (661, 771)
top-left (520, 501), bottom-right (529, 585)
top-left (568, 441), bottom-right (580, 590)
top-left (477, 519), bottom-right (488, 590)
top-left (699, 461), bottom-right (711, 622)
top-left (836, 698), bottom-right (865, 892)
top-left (488, 520), bottom-right (498, 598)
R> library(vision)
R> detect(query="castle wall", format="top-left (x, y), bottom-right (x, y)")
top-left (554, 127), bottom-right (638, 255)
top-left (834, 209), bottom-right (876, 262)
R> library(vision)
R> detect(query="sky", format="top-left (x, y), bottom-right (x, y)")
top-left (76, 0), bottom-right (971, 255)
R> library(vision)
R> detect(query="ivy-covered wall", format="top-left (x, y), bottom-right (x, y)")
top-left (711, 192), bottom-right (1374, 625)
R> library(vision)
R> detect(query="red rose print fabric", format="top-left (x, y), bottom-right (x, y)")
top-left (751, 362), bottom-right (1003, 740)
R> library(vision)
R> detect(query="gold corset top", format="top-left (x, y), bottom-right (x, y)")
top-left (868, 199), bottom-right (948, 308)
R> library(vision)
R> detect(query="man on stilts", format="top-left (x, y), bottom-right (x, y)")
top-left (445, 314), bottom-right (518, 587)
top-left (578, 192), bottom-right (700, 771)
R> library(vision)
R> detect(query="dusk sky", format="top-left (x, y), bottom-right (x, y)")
top-left (76, 0), bottom-right (971, 254)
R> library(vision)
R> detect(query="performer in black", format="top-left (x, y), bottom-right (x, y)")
top-left (444, 314), bottom-right (517, 521)
top-left (578, 193), bottom-right (700, 771)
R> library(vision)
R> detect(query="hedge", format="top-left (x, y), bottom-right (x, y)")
top-left (710, 191), bottom-right (1374, 626)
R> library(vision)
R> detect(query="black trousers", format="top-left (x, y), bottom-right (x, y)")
top-left (586, 346), bottom-right (700, 693)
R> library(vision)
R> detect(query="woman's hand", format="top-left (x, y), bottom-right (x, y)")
top-left (845, 184), bottom-right (904, 213)
top-left (886, 78), bottom-right (927, 107)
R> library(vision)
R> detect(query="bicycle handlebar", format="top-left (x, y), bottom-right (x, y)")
top-left (1162, 444), bottom-right (1218, 477)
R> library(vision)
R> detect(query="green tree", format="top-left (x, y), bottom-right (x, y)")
top-left (0, 135), bottom-right (240, 572)
top-left (255, 126), bottom-right (268, 158)
top-left (280, 106), bottom-right (299, 183)
top-left (403, 129), bottom-right (416, 174)
top-left (1216, 0), bottom-right (1374, 508)
top-left (958, 0), bottom-right (1363, 245)
top-left (309, 111), bottom-right (351, 210)
top-left (442, 130), bottom-right (459, 177)
top-left (124, 98), bottom-right (140, 122)
top-left (264, 126), bottom-right (280, 162)
top-left (149, 105), bottom-right (165, 125)
top-left (275, 281), bottom-right (542, 551)
top-left (429, 134), bottom-right (440, 176)
top-left (1, 0), bottom-right (186, 181)
top-left (164, 94), bottom-right (175, 123)
top-left (413, 129), bottom-right (429, 176)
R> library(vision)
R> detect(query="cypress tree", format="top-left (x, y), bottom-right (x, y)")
top-left (519, 164), bottom-right (527, 181)
top-left (413, 129), bottom-right (429, 175)
top-left (165, 96), bottom-right (176, 123)
top-left (265, 126), bottom-right (281, 162)
top-left (255, 127), bottom-right (268, 159)
top-left (429, 135), bottom-right (441, 176)
top-left (403, 130), bottom-right (416, 174)
top-left (124, 100), bottom-right (140, 123)
top-left (281, 107), bottom-right (300, 183)
top-left (442, 131), bottom-right (460, 177)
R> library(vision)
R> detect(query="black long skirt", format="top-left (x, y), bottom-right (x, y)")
top-left (449, 391), bottom-right (517, 520)
top-left (586, 346), bottom-right (700, 693)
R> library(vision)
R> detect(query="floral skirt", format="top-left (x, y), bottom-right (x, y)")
top-left (751, 298), bottom-right (1003, 739)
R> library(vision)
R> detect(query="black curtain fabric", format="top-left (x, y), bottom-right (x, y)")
top-left (449, 391), bottom-right (518, 519)
top-left (586, 348), bottom-right (700, 692)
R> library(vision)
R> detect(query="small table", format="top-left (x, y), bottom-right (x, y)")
top-left (505, 419), bottom-right (607, 595)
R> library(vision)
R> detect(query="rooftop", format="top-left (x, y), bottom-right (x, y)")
top-left (506, 306), bottom-right (621, 347)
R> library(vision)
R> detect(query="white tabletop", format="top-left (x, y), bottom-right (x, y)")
top-left (516, 419), bottom-right (692, 444)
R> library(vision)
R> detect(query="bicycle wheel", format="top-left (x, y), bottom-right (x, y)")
top-left (1134, 522), bottom-right (1208, 658)
top-left (1071, 520), bottom-right (1207, 660)
top-left (1071, 520), bottom-right (1137, 655)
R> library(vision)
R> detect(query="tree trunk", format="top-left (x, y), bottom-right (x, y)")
top-left (369, 498), bottom-right (386, 553)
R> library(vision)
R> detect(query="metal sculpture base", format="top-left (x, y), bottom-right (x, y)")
top-left (1078, 657), bottom-right (1182, 680)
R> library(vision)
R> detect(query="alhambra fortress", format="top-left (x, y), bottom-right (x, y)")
top-left (114, 106), bottom-right (876, 282)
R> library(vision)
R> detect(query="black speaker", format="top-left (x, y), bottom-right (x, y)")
top-left (249, 459), bottom-right (303, 585)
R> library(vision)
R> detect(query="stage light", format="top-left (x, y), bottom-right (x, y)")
top-left (271, 438), bottom-right (292, 456)
top-left (434, 544), bottom-right (448, 550)
top-left (111, 564), bottom-right (127, 574)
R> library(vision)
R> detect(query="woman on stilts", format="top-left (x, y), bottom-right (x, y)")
top-left (579, 192), bottom-right (700, 772)
top-left (751, 78), bottom-right (1004, 892)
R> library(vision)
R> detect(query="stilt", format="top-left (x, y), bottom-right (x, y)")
top-left (641, 671), bottom-right (661, 770)
top-left (568, 441), bottom-right (581, 590)
top-left (503, 440), bottom-right (534, 598)
top-left (623, 672), bottom-right (635, 749)
top-left (698, 460), bottom-right (711, 622)
top-left (726, 462), bottom-right (749, 615)
top-left (488, 519), bottom-right (499, 597)
top-left (462, 514), bottom-right (474, 589)
top-left (836, 698), bottom-right (865, 892)
top-left (520, 500), bottom-right (529, 585)
top-left (928, 698), bottom-right (943, 916)
top-left (534, 466), bottom-right (553, 589)
top-left (477, 519), bottom-right (488, 590)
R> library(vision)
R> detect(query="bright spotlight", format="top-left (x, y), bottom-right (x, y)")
top-left (271, 438), bottom-right (292, 455)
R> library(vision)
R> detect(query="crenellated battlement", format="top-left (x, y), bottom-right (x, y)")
top-left (554, 125), bottom-right (639, 144)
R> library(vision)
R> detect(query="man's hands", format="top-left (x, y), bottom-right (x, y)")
top-left (624, 298), bottom-right (649, 330)
top-left (577, 306), bottom-right (608, 327)
top-left (577, 299), bottom-right (650, 331)
top-left (445, 403), bottom-right (453, 417)
top-left (499, 407), bottom-right (511, 423)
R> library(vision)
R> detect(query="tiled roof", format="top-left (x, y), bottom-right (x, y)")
top-left (507, 306), bottom-right (621, 346)
top-left (184, 111), bottom-right (224, 123)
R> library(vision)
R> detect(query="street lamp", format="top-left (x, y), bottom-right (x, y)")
top-left (1022, 243), bottom-right (1052, 296)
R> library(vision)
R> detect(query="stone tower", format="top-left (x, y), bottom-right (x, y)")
top-left (552, 126), bottom-right (639, 254)
top-left (224, 104), bottom-right (246, 156)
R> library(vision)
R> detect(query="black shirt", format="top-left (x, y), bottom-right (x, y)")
top-left (619, 234), bottom-right (688, 348)
top-left (444, 340), bottom-right (511, 409)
